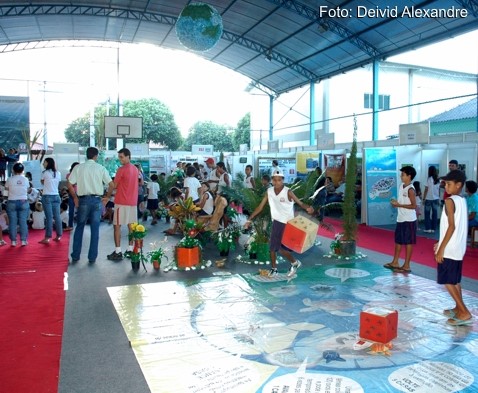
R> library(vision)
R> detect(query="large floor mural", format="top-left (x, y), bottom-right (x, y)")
top-left (108, 262), bottom-right (478, 392)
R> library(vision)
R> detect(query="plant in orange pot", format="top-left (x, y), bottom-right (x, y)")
top-left (175, 219), bottom-right (204, 269)
top-left (147, 242), bottom-right (168, 271)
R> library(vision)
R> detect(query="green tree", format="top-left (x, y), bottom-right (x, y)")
top-left (182, 121), bottom-right (234, 151)
top-left (232, 112), bottom-right (250, 151)
top-left (64, 98), bottom-right (182, 150)
top-left (64, 115), bottom-right (91, 147)
top-left (123, 98), bottom-right (182, 150)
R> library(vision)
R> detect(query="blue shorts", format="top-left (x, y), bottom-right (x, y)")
top-left (147, 199), bottom-right (159, 210)
top-left (395, 221), bottom-right (417, 245)
top-left (270, 220), bottom-right (292, 252)
top-left (437, 258), bottom-right (463, 285)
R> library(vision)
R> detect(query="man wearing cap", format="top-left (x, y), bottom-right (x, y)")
top-left (245, 169), bottom-right (314, 277)
top-left (67, 147), bottom-right (113, 263)
top-left (205, 158), bottom-right (220, 193)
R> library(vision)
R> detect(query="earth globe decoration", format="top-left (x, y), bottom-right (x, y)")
top-left (175, 2), bottom-right (223, 52)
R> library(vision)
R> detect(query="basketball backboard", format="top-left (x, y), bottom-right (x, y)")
top-left (104, 116), bottom-right (143, 139)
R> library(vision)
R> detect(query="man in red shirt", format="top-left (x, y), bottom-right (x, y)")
top-left (104, 148), bottom-right (142, 261)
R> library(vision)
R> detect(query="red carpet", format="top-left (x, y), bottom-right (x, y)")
top-left (0, 230), bottom-right (69, 393)
top-left (322, 218), bottom-right (478, 280)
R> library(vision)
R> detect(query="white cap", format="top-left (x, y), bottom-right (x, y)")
top-left (271, 169), bottom-right (284, 178)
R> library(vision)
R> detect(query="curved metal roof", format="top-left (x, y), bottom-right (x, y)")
top-left (0, 1), bottom-right (477, 95)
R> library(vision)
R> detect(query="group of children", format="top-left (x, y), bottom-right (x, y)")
top-left (384, 166), bottom-right (472, 326)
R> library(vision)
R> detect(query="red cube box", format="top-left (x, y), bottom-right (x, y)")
top-left (281, 216), bottom-right (318, 254)
top-left (360, 308), bottom-right (398, 343)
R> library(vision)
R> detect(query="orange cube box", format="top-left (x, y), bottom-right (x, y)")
top-left (281, 215), bottom-right (319, 254)
top-left (360, 307), bottom-right (398, 343)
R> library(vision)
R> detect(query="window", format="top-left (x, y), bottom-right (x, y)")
top-left (364, 93), bottom-right (390, 110)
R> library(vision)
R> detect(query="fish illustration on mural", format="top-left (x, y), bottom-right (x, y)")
top-left (322, 350), bottom-right (346, 363)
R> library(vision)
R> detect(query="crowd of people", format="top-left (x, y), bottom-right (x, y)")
top-left (0, 151), bottom-right (476, 324)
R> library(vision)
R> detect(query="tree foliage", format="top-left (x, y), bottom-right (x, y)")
top-left (232, 112), bottom-right (250, 151)
top-left (64, 98), bottom-right (182, 150)
top-left (64, 115), bottom-right (91, 148)
top-left (181, 121), bottom-right (234, 151)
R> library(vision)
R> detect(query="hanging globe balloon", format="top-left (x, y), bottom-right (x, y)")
top-left (175, 2), bottom-right (223, 52)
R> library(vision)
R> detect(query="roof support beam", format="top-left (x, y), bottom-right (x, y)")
top-left (266, 0), bottom-right (381, 58)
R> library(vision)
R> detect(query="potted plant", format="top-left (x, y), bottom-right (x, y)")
top-left (128, 222), bottom-right (148, 272)
top-left (212, 223), bottom-right (242, 256)
top-left (330, 233), bottom-right (343, 255)
top-left (147, 242), bottom-right (168, 271)
top-left (339, 115), bottom-right (359, 256)
top-left (221, 178), bottom-right (272, 262)
top-left (175, 220), bottom-right (202, 268)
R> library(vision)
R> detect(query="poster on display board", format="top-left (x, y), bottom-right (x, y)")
top-left (365, 148), bottom-right (398, 226)
top-left (323, 153), bottom-right (345, 186)
top-left (296, 152), bottom-right (321, 180)
top-left (258, 158), bottom-right (296, 184)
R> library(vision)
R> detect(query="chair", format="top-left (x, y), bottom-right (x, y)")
top-left (471, 227), bottom-right (478, 248)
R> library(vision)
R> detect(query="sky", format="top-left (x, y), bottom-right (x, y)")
top-left (0, 29), bottom-right (476, 146)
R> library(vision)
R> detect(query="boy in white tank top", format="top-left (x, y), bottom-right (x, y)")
top-left (434, 170), bottom-right (472, 326)
top-left (245, 170), bottom-right (314, 277)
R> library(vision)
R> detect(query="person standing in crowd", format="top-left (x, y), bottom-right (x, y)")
top-left (67, 147), bottom-right (113, 263)
top-left (244, 165), bottom-right (255, 189)
top-left (134, 163), bottom-right (146, 220)
top-left (269, 159), bottom-right (280, 176)
top-left (5, 163), bottom-right (30, 246)
top-left (146, 174), bottom-right (160, 225)
top-left (215, 162), bottom-right (230, 193)
top-left (465, 180), bottom-right (478, 229)
top-left (65, 162), bottom-right (79, 231)
top-left (205, 158), bottom-right (220, 193)
top-left (184, 165), bottom-right (201, 203)
top-left (105, 148), bottom-right (140, 261)
top-left (383, 166), bottom-right (417, 274)
top-left (6, 148), bottom-right (20, 178)
top-left (39, 157), bottom-right (62, 244)
top-left (0, 148), bottom-right (7, 181)
top-left (245, 170), bottom-right (314, 277)
top-left (422, 165), bottom-right (440, 233)
top-left (442, 159), bottom-right (459, 202)
top-left (434, 170), bottom-right (472, 326)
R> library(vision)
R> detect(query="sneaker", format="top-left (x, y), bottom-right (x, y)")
top-left (21, 240), bottom-right (28, 246)
top-left (107, 251), bottom-right (123, 261)
top-left (268, 268), bottom-right (278, 277)
top-left (423, 229), bottom-right (433, 233)
top-left (287, 260), bottom-right (302, 277)
top-left (11, 241), bottom-right (17, 247)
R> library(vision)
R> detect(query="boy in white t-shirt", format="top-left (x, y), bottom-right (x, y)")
top-left (146, 174), bottom-right (160, 225)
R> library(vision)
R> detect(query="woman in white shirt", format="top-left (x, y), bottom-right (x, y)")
top-left (39, 157), bottom-right (63, 243)
top-left (5, 163), bottom-right (30, 246)
top-left (422, 165), bottom-right (440, 233)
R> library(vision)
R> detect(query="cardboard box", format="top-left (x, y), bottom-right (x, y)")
top-left (360, 307), bottom-right (398, 343)
top-left (281, 215), bottom-right (319, 254)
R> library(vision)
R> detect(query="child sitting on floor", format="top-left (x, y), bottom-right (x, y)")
top-left (0, 203), bottom-right (8, 246)
top-left (31, 201), bottom-right (46, 230)
top-left (60, 202), bottom-right (69, 229)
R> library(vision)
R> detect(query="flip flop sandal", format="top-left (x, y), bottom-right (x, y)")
top-left (393, 267), bottom-right (412, 273)
top-left (383, 263), bottom-right (398, 270)
top-left (443, 309), bottom-right (456, 318)
top-left (447, 317), bottom-right (473, 326)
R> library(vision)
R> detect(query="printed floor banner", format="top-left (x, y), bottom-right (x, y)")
top-left (108, 262), bottom-right (478, 393)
